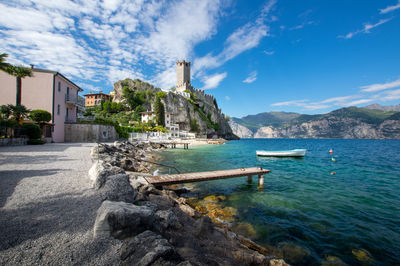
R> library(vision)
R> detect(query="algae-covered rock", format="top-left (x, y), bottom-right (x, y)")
top-left (232, 222), bottom-right (257, 239)
top-left (277, 242), bottom-right (311, 265)
top-left (321, 255), bottom-right (347, 266)
top-left (352, 248), bottom-right (374, 264)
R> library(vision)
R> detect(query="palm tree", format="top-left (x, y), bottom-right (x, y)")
top-left (0, 53), bottom-right (12, 73)
top-left (10, 66), bottom-right (33, 106)
top-left (0, 53), bottom-right (33, 106)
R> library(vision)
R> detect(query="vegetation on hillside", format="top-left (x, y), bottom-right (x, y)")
top-left (233, 106), bottom-right (400, 133)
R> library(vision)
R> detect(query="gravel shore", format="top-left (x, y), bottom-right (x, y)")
top-left (0, 143), bottom-right (121, 265)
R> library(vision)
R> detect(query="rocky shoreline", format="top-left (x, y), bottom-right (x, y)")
top-left (88, 140), bottom-right (288, 265)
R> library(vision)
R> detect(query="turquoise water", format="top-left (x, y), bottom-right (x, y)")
top-left (158, 139), bottom-right (400, 265)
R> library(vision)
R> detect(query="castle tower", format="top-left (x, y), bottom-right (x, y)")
top-left (176, 60), bottom-right (191, 92)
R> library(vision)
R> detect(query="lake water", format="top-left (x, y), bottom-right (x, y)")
top-left (157, 139), bottom-right (400, 265)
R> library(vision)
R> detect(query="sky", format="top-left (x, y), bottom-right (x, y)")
top-left (1, 0), bottom-right (400, 118)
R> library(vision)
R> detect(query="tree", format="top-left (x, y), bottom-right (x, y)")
top-left (0, 53), bottom-right (12, 73)
top-left (8, 104), bottom-right (30, 125)
top-left (154, 96), bottom-right (165, 127)
top-left (0, 54), bottom-right (33, 106)
top-left (29, 109), bottom-right (51, 124)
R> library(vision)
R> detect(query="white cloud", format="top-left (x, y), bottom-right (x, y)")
top-left (381, 89), bottom-right (400, 101)
top-left (360, 78), bottom-right (400, 92)
top-left (202, 72), bottom-right (227, 90)
top-left (380, 1), bottom-right (400, 14)
top-left (263, 50), bottom-right (275, 55)
top-left (338, 18), bottom-right (392, 39)
top-left (243, 71), bottom-right (257, 83)
top-left (193, 0), bottom-right (276, 79)
top-left (0, 0), bottom-right (231, 90)
top-left (271, 99), bottom-right (308, 107)
top-left (321, 95), bottom-right (357, 104)
top-left (225, 96), bottom-right (231, 101)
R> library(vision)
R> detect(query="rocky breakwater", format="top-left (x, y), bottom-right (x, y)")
top-left (88, 140), bottom-right (288, 265)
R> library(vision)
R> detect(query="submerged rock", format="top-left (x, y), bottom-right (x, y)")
top-left (321, 255), bottom-right (347, 266)
top-left (352, 248), bottom-right (374, 264)
top-left (232, 222), bottom-right (257, 239)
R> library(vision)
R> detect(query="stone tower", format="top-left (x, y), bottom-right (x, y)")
top-left (176, 60), bottom-right (191, 92)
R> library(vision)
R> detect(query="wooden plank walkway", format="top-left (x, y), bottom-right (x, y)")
top-left (144, 167), bottom-right (270, 186)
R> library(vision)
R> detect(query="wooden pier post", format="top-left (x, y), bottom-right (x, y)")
top-left (258, 174), bottom-right (264, 187)
top-left (247, 175), bottom-right (252, 184)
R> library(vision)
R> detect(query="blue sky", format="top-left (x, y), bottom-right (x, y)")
top-left (1, 0), bottom-right (400, 118)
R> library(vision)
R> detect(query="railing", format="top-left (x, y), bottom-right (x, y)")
top-left (65, 116), bottom-right (76, 123)
top-left (65, 94), bottom-right (77, 104)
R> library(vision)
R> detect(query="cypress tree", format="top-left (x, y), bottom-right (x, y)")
top-left (154, 96), bottom-right (165, 127)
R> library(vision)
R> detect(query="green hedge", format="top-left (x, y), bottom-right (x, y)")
top-left (22, 123), bottom-right (41, 139)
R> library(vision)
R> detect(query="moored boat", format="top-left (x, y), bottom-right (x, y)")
top-left (256, 149), bottom-right (307, 157)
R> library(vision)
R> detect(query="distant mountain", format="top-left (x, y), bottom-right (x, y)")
top-left (232, 106), bottom-right (400, 139)
top-left (232, 111), bottom-right (300, 133)
top-left (365, 104), bottom-right (400, 112)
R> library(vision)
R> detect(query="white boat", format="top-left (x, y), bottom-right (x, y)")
top-left (256, 149), bottom-right (307, 157)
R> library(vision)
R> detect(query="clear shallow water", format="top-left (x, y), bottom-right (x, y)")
top-left (157, 139), bottom-right (400, 265)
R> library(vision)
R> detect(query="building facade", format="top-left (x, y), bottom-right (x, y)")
top-left (141, 111), bottom-right (180, 136)
top-left (84, 91), bottom-right (111, 106)
top-left (0, 68), bottom-right (83, 142)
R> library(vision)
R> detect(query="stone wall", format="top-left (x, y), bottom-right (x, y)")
top-left (64, 123), bottom-right (118, 142)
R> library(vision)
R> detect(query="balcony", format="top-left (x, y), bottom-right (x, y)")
top-left (65, 94), bottom-right (77, 105)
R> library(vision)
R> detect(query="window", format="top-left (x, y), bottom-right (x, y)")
top-left (58, 81), bottom-right (61, 92)
top-left (57, 104), bottom-right (60, 115)
top-left (66, 108), bottom-right (69, 118)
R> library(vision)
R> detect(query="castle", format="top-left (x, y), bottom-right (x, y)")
top-left (174, 60), bottom-right (221, 113)
top-left (176, 60), bottom-right (191, 92)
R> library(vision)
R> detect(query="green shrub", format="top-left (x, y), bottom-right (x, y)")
top-left (27, 139), bottom-right (45, 145)
top-left (22, 123), bottom-right (41, 139)
top-left (29, 109), bottom-right (51, 123)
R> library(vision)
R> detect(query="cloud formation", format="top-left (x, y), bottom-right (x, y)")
top-left (338, 18), bottom-right (392, 39)
top-left (243, 71), bottom-right (257, 83)
top-left (360, 78), bottom-right (400, 92)
top-left (193, 0), bottom-right (276, 75)
top-left (202, 72), bottom-right (227, 90)
top-left (0, 0), bottom-right (229, 91)
top-left (270, 76), bottom-right (400, 111)
top-left (380, 0), bottom-right (400, 14)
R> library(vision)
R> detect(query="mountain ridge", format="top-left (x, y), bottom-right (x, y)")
top-left (230, 105), bottom-right (400, 139)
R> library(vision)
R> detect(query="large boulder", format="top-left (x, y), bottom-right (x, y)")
top-left (120, 230), bottom-right (182, 266)
top-left (88, 161), bottom-right (125, 189)
top-left (99, 174), bottom-right (138, 203)
top-left (94, 201), bottom-right (154, 239)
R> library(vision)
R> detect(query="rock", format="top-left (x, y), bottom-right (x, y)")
top-left (232, 222), bottom-right (257, 239)
top-left (194, 216), bottom-right (214, 238)
top-left (88, 161), bottom-right (125, 189)
top-left (269, 259), bottom-right (290, 266)
top-left (154, 210), bottom-right (182, 232)
top-left (352, 248), bottom-right (374, 264)
top-left (321, 255), bottom-right (346, 266)
top-left (178, 203), bottom-right (200, 218)
top-left (229, 120), bottom-right (254, 138)
top-left (120, 230), bottom-right (182, 265)
top-left (277, 242), bottom-right (311, 265)
top-left (100, 174), bottom-right (138, 203)
top-left (93, 200), bottom-right (154, 239)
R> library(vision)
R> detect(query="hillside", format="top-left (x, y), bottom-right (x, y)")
top-left (230, 106), bottom-right (400, 139)
top-left (232, 112), bottom-right (300, 132)
top-left (112, 78), bottom-right (238, 139)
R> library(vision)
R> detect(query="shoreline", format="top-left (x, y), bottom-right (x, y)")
top-left (89, 140), bottom-right (288, 265)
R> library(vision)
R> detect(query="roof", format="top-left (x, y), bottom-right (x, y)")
top-left (83, 92), bottom-right (111, 97)
top-left (32, 68), bottom-right (83, 92)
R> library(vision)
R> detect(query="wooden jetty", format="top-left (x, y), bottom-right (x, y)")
top-left (145, 167), bottom-right (270, 187)
top-left (151, 142), bottom-right (190, 149)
